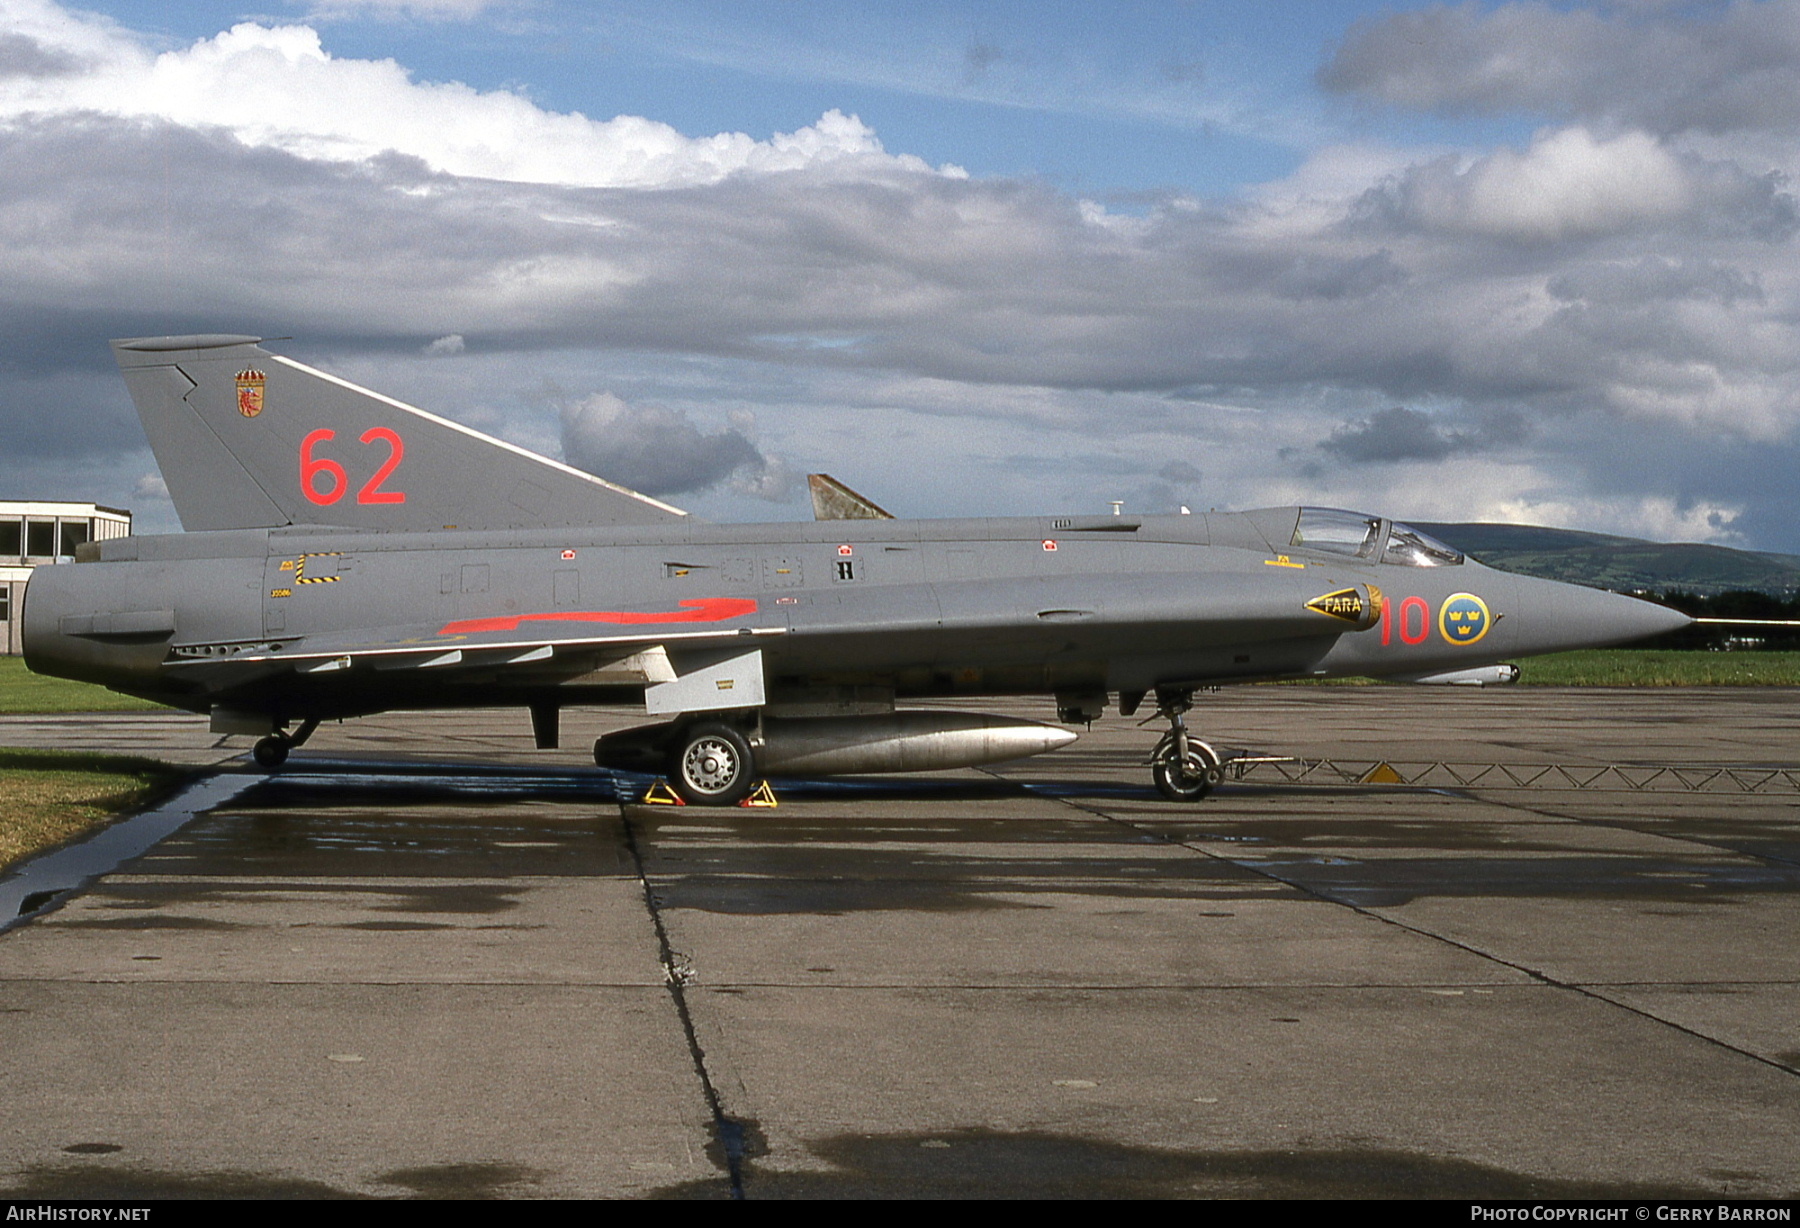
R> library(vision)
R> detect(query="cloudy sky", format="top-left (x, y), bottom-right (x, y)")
top-left (5, 0), bottom-right (1800, 549)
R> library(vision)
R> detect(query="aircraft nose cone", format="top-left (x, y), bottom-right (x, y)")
top-left (1608, 592), bottom-right (1694, 642)
top-left (1505, 576), bottom-right (1691, 656)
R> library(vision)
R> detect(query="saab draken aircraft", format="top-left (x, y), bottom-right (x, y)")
top-left (23, 335), bottom-right (1690, 803)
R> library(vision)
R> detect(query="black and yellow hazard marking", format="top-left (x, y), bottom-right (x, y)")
top-left (1360, 762), bottom-right (1406, 784)
top-left (1264, 554), bottom-right (1306, 568)
top-left (294, 553), bottom-right (343, 586)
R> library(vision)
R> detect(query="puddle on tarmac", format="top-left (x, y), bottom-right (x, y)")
top-left (1, 761), bottom-right (631, 928)
top-left (0, 774), bottom-right (257, 932)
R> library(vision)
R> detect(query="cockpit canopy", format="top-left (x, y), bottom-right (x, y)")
top-left (1290, 507), bottom-right (1464, 567)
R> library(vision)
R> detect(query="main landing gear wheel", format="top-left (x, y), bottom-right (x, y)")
top-left (670, 723), bottom-right (755, 807)
top-left (1152, 736), bottom-right (1222, 802)
top-left (251, 718), bottom-right (317, 771)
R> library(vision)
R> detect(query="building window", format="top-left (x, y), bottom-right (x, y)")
top-left (0, 586), bottom-right (9, 622)
top-left (0, 519), bottom-right (18, 557)
top-left (60, 521), bottom-right (90, 557)
top-left (26, 520), bottom-right (54, 558)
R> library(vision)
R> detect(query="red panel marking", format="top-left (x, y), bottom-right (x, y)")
top-left (441, 596), bottom-right (758, 635)
top-left (300, 429), bottom-right (347, 505)
top-left (1042, 540), bottom-right (1058, 551)
top-left (1399, 595), bottom-right (1430, 645)
top-left (356, 427), bottom-right (406, 505)
top-left (300, 427), bottom-right (407, 505)
top-left (838, 544), bottom-right (853, 556)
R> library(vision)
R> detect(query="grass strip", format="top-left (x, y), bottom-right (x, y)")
top-left (1272, 649), bottom-right (1800, 686)
top-left (0, 748), bottom-right (194, 873)
top-left (1516, 650), bottom-right (1800, 686)
top-left (0, 656), bottom-right (168, 714)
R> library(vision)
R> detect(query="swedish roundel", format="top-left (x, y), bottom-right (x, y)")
top-left (1438, 592), bottom-right (1491, 646)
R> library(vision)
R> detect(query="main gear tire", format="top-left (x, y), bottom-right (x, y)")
top-left (1151, 737), bottom-right (1221, 802)
top-left (670, 723), bottom-right (755, 806)
top-left (252, 735), bottom-right (291, 769)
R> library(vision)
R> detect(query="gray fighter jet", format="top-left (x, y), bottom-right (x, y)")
top-left (23, 335), bottom-right (1690, 803)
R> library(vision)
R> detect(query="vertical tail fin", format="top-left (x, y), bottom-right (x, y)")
top-left (807, 473), bottom-right (894, 521)
top-left (114, 335), bottom-right (687, 532)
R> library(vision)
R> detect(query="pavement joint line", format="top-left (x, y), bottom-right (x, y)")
top-left (0, 977), bottom-right (675, 987)
top-left (75, 875), bottom-right (617, 885)
top-left (1468, 792), bottom-right (1800, 875)
top-left (691, 980), bottom-right (1534, 991)
top-left (993, 767), bottom-right (1800, 1088)
top-left (1571, 979), bottom-right (1800, 988)
top-left (1196, 853), bottom-right (1800, 1085)
top-left (621, 810), bottom-right (749, 1201)
top-left (9, 974), bottom-right (1800, 989)
top-left (1574, 985), bottom-right (1800, 1079)
top-left (1428, 789), bottom-right (1800, 1081)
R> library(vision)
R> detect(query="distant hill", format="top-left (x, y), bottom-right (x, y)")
top-left (1414, 522), bottom-right (1800, 596)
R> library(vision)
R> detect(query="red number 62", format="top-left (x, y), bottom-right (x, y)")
top-left (300, 428), bottom-right (407, 506)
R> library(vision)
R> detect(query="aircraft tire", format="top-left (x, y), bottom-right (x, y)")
top-left (1151, 739), bottom-right (1220, 802)
top-left (252, 736), bottom-right (290, 769)
top-left (671, 723), bottom-right (755, 806)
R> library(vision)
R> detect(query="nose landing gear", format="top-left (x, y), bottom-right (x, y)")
top-left (1148, 696), bottom-right (1222, 802)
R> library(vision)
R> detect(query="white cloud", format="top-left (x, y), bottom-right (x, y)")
top-left (0, 0), bottom-right (941, 189)
top-left (5, 1), bottom-right (1800, 548)
top-left (1249, 142), bottom-right (1438, 237)
top-left (1320, 0), bottom-right (1800, 139)
top-left (1372, 128), bottom-right (1697, 242)
top-left (1597, 362), bottom-right (1794, 438)
top-left (560, 391), bottom-right (794, 500)
top-left (1485, 494), bottom-right (1747, 546)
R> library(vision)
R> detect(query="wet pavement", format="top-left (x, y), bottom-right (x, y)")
top-left (1, 689), bottom-right (1798, 1198)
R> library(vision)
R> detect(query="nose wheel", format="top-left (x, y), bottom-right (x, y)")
top-left (1148, 697), bottom-right (1221, 802)
top-left (1152, 736), bottom-right (1222, 801)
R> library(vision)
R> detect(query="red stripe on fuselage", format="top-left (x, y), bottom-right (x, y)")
top-left (442, 597), bottom-right (759, 635)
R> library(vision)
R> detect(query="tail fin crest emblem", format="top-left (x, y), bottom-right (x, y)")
top-left (235, 369), bottom-right (265, 418)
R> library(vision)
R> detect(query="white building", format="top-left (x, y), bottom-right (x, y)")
top-left (1, 501), bottom-right (133, 655)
